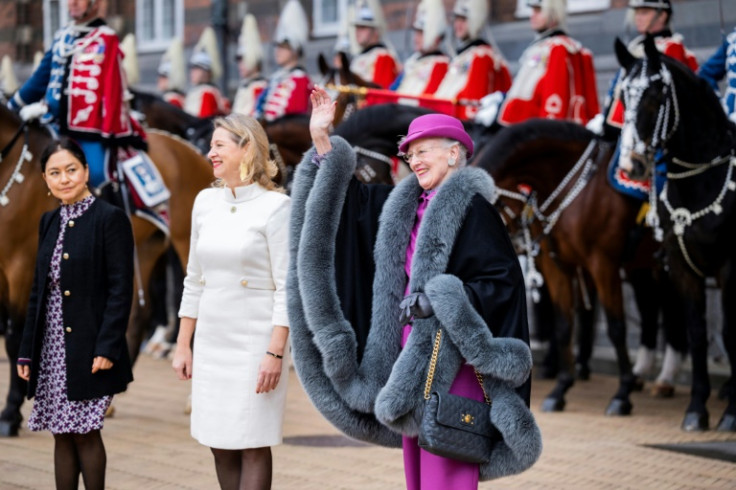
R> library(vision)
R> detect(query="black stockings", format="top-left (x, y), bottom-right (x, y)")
top-left (53, 430), bottom-right (106, 490)
top-left (211, 447), bottom-right (272, 490)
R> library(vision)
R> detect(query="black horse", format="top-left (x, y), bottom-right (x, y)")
top-left (616, 35), bottom-right (736, 431)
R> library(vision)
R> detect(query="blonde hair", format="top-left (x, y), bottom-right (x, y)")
top-left (212, 113), bottom-right (282, 192)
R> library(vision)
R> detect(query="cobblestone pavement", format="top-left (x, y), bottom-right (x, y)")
top-left (1, 342), bottom-right (735, 489)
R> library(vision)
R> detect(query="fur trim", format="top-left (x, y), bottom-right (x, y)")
top-left (288, 141), bottom-right (401, 447)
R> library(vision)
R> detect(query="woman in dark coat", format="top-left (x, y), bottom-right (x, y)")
top-left (288, 87), bottom-right (541, 488)
top-left (17, 137), bottom-right (134, 490)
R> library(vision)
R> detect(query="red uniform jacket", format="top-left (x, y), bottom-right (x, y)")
top-left (498, 30), bottom-right (599, 126)
top-left (350, 44), bottom-right (401, 89)
top-left (393, 51), bottom-right (449, 96)
top-left (435, 39), bottom-right (512, 120)
top-left (184, 83), bottom-right (229, 118)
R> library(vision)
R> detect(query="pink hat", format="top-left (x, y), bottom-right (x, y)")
top-left (398, 113), bottom-right (474, 157)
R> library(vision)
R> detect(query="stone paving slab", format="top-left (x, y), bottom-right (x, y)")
top-left (1, 341), bottom-right (735, 489)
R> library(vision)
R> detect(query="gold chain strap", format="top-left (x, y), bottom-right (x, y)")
top-left (423, 328), bottom-right (491, 405)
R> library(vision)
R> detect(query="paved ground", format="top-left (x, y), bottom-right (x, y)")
top-left (1, 340), bottom-right (735, 490)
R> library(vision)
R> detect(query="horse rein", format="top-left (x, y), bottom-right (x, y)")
top-left (0, 122), bottom-right (30, 207)
top-left (492, 139), bottom-right (599, 299)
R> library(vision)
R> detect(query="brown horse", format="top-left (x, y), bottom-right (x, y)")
top-left (0, 106), bottom-right (213, 435)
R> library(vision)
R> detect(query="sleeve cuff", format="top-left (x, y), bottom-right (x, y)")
top-left (311, 151), bottom-right (330, 168)
top-left (17, 358), bottom-right (31, 366)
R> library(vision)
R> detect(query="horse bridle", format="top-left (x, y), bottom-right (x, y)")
top-left (622, 60), bottom-right (736, 277)
top-left (491, 139), bottom-right (599, 300)
top-left (620, 61), bottom-right (681, 167)
top-left (0, 121), bottom-right (30, 207)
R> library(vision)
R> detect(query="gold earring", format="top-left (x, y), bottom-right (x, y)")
top-left (47, 190), bottom-right (51, 196)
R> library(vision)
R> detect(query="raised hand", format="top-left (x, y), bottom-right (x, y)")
top-left (309, 86), bottom-right (336, 154)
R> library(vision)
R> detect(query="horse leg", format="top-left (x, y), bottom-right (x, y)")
top-left (0, 313), bottom-right (25, 437)
top-left (681, 277), bottom-right (710, 431)
top-left (574, 274), bottom-right (597, 381)
top-left (652, 274), bottom-right (688, 397)
top-left (126, 224), bottom-right (168, 366)
top-left (716, 260), bottom-right (736, 431)
top-left (535, 284), bottom-right (559, 379)
top-left (628, 268), bottom-right (660, 388)
top-left (591, 261), bottom-right (635, 416)
top-left (539, 261), bottom-right (576, 412)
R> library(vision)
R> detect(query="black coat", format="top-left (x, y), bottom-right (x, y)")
top-left (20, 198), bottom-right (134, 401)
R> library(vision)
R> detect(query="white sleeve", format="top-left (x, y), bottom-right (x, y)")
top-left (178, 192), bottom-right (205, 318)
top-left (266, 196), bottom-right (291, 327)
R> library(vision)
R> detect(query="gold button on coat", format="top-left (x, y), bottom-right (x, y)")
top-left (62, 253), bottom-right (69, 260)
top-left (64, 290), bottom-right (71, 297)
top-left (68, 220), bottom-right (75, 228)
top-left (240, 279), bottom-right (248, 287)
top-left (65, 327), bottom-right (72, 333)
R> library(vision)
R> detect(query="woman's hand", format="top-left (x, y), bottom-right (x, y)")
top-left (172, 345), bottom-right (193, 380)
top-left (309, 86), bottom-right (336, 155)
top-left (17, 365), bottom-right (30, 381)
top-left (91, 356), bottom-right (113, 373)
top-left (256, 354), bottom-right (283, 394)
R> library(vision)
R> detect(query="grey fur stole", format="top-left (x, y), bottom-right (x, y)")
top-left (288, 136), bottom-right (542, 479)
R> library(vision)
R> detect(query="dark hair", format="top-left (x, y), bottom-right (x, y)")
top-left (40, 137), bottom-right (88, 172)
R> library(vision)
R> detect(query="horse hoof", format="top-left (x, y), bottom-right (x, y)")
top-left (605, 398), bottom-right (632, 416)
top-left (681, 412), bottom-right (709, 432)
top-left (651, 382), bottom-right (675, 398)
top-left (576, 364), bottom-right (591, 381)
top-left (541, 397), bottom-right (566, 412)
top-left (716, 414), bottom-right (736, 432)
top-left (0, 414), bottom-right (22, 437)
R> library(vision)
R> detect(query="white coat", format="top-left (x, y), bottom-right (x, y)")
top-left (179, 184), bottom-right (290, 449)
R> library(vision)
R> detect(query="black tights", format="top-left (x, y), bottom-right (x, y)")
top-left (53, 430), bottom-right (106, 490)
top-left (210, 447), bottom-right (272, 490)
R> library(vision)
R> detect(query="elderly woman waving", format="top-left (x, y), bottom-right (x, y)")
top-left (288, 87), bottom-right (542, 489)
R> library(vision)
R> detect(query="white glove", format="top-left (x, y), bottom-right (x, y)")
top-left (729, 111), bottom-right (736, 124)
top-left (474, 91), bottom-right (504, 127)
top-left (19, 102), bottom-right (48, 121)
top-left (585, 113), bottom-right (604, 135)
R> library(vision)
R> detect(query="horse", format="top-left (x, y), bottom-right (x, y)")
top-left (615, 35), bottom-right (736, 431)
top-left (0, 106), bottom-right (213, 435)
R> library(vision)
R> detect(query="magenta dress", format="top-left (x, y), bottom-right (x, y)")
top-left (401, 190), bottom-right (484, 490)
top-left (27, 195), bottom-right (112, 434)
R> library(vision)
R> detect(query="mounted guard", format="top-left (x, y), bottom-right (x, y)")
top-left (6, 0), bottom-right (147, 190)
top-left (157, 38), bottom-right (187, 110)
top-left (390, 0), bottom-right (449, 96)
top-left (254, 0), bottom-right (313, 122)
top-left (232, 14), bottom-right (267, 116)
top-left (184, 27), bottom-right (229, 118)
top-left (349, 0), bottom-right (401, 89)
top-left (434, 0), bottom-right (512, 120)
top-left (476, 0), bottom-right (599, 127)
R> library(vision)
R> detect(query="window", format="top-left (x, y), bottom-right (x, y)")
top-left (313, 0), bottom-right (348, 37)
top-left (136, 0), bottom-right (183, 52)
top-left (516, 0), bottom-right (611, 18)
top-left (43, 0), bottom-right (69, 47)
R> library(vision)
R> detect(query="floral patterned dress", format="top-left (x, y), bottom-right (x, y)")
top-left (27, 195), bottom-right (112, 434)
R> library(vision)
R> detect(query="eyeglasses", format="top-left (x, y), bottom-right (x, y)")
top-left (401, 146), bottom-right (447, 163)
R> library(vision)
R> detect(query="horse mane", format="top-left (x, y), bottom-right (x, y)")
top-left (146, 128), bottom-right (203, 154)
top-left (479, 119), bottom-right (593, 175)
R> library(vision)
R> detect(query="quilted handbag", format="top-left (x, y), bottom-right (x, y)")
top-left (417, 329), bottom-right (500, 464)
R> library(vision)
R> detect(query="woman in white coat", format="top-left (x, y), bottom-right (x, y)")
top-left (172, 113), bottom-right (290, 490)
